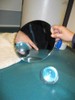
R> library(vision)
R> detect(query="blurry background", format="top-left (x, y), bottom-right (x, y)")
top-left (67, 0), bottom-right (75, 32)
top-left (0, 0), bottom-right (22, 32)
top-left (0, 0), bottom-right (74, 32)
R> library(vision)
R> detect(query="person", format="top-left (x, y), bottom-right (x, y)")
top-left (15, 21), bottom-right (55, 51)
top-left (51, 25), bottom-right (75, 48)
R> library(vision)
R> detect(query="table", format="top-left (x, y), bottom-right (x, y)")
top-left (0, 47), bottom-right (75, 100)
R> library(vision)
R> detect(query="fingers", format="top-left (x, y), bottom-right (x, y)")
top-left (51, 32), bottom-right (62, 39)
top-left (51, 25), bottom-right (61, 33)
top-left (28, 39), bottom-right (39, 51)
top-left (22, 33), bottom-right (39, 50)
top-left (51, 25), bottom-right (62, 38)
top-left (15, 31), bottom-right (39, 50)
top-left (25, 35), bottom-right (39, 50)
top-left (51, 25), bottom-right (61, 30)
top-left (55, 38), bottom-right (60, 42)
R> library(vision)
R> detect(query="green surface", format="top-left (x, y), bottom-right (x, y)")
top-left (0, 47), bottom-right (75, 100)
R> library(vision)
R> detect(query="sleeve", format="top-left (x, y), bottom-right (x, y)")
top-left (72, 34), bottom-right (75, 48)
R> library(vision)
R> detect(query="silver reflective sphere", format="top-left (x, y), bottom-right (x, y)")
top-left (41, 66), bottom-right (59, 84)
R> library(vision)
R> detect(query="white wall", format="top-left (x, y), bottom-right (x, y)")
top-left (0, 0), bottom-right (22, 27)
top-left (0, 0), bottom-right (22, 11)
top-left (21, 0), bottom-right (69, 26)
top-left (67, 0), bottom-right (75, 32)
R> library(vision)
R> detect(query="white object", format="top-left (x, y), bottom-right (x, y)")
top-left (67, 0), bottom-right (75, 32)
top-left (21, 0), bottom-right (68, 26)
top-left (59, 42), bottom-right (67, 50)
top-left (55, 40), bottom-right (67, 50)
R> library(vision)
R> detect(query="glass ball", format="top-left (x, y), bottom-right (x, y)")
top-left (41, 66), bottom-right (59, 84)
top-left (15, 42), bottom-right (31, 58)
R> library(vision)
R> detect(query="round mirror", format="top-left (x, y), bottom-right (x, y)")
top-left (15, 20), bottom-right (55, 62)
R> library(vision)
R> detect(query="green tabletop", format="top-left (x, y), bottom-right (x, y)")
top-left (0, 47), bottom-right (75, 100)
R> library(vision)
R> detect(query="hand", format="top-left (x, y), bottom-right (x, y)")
top-left (15, 31), bottom-right (39, 50)
top-left (51, 25), bottom-right (74, 42)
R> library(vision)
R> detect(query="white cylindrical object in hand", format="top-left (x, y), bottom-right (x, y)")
top-left (59, 42), bottom-right (67, 50)
top-left (54, 40), bottom-right (67, 50)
